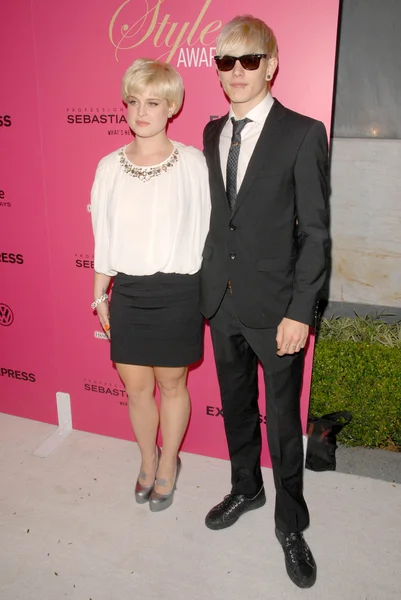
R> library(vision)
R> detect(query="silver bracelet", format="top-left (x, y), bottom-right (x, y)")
top-left (91, 293), bottom-right (108, 310)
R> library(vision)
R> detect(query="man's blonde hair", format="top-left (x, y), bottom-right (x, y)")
top-left (121, 58), bottom-right (184, 114)
top-left (216, 15), bottom-right (278, 58)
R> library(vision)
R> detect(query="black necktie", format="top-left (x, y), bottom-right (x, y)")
top-left (226, 117), bottom-right (251, 212)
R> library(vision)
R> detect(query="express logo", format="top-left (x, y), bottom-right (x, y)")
top-left (75, 253), bottom-right (94, 269)
top-left (206, 405), bottom-right (267, 425)
top-left (0, 367), bottom-right (36, 383)
top-left (0, 303), bottom-right (14, 326)
top-left (0, 252), bottom-right (23, 265)
top-left (0, 115), bottom-right (12, 127)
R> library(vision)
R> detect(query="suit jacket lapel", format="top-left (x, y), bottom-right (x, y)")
top-left (207, 115), bottom-right (231, 215)
top-left (209, 114), bottom-right (228, 188)
top-left (232, 100), bottom-right (287, 217)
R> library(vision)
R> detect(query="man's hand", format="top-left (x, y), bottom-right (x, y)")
top-left (276, 317), bottom-right (309, 356)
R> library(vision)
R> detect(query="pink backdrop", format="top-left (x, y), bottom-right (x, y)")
top-left (0, 5), bottom-right (59, 424)
top-left (0, 0), bottom-right (339, 466)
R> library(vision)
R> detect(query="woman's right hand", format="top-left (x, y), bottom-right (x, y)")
top-left (97, 301), bottom-right (111, 339)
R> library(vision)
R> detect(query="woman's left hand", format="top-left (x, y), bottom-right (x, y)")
top-left (97, 301), bottom-right (111, 339)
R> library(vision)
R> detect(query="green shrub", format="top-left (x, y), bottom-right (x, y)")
top-left (310, 316), bottom-right (401, 450)
top-left (316, 314), bottom-right (401, 346)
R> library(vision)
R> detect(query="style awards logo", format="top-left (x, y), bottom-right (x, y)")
top-left (66, 106), bottom-right (132, 138)
top-left (0, 189), bottom-right (11, 209)
top-left (109, 0), bottom-right (221, 67)
top-left (0, 303), bottom-right (14, 327)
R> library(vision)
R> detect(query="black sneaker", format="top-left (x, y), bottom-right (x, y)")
top-left (275, 528), bottom-right (317, 588)
top-left (205, 487), bottom-right (266, 530)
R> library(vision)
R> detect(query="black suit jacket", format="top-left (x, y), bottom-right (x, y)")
top-left (200, 99), bottom-right (329, 328)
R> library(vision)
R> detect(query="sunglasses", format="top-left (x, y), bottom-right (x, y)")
top-left (214, 53), bottom-right (267, 72)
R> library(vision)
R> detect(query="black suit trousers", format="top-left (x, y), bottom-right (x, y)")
top-left (209, 289), bottom-right (310, 533)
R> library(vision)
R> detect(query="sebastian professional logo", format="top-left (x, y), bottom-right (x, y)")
top-left (0, 303), bottom-right (14, 326)
top-left (109, 0), bottom-right (221, 65)
top-left (66, 107), bottom-right (132, 137)
top-left (0, 115), bottom-right (12, 127)
top-left (0, 189), bottom-right (11, 208)
top-left (66, 106), bottom-right (127, 125)
top-left (0, 367), bottom-right (36, 383)
top-left (75, 254), bottom-right (94, 269)
top-left (0, 252), bottom-right (24, 265)
top-left (83, 379), bottom-right (127, 399)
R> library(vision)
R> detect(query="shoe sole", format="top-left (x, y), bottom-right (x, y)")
top-left (205, 495), bottom-right (266, 530)
top-left (135, 492), bottom-right (152, 504)
top-left (285, 567), bottom-right (317, 589)
top-left (149, 493), bottom-right (174, 512)
top-left (275, 529), bottom-right (317, 589)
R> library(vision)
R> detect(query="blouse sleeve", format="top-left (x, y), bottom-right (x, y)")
top-left (188, 148), bottom-right (211, 250)
top-left (198, 154), bottom-right (211, 249)
top-left (90, 157), bottom-right (117, 276)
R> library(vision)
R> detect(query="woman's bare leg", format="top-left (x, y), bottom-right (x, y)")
top-left (154, 366), bottom-right (190, 493)
top-left (116, 363), bottom-right (159, 486)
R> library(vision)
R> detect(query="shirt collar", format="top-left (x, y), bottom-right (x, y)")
top-left (229, 92), bottom-right (274, 124)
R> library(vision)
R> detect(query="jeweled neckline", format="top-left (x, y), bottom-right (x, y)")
top-left (119, 145), bottom-right (179, 182)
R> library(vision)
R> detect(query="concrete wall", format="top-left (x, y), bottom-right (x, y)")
top-left (328, 138), bottom-right (401, 309)
top-left (325, 0), bottom-right (401, 317)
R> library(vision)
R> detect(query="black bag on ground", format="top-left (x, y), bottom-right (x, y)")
top-left (306, 411), bottom-right (352, 472)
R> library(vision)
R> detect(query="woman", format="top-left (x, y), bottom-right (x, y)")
top-left (90, 58), bottom-right (210, 512)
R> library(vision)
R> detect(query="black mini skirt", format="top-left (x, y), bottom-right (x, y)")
top-left (109, 271), bottom-right (204, 367)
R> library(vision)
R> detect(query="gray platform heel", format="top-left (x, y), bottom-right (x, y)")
top-left (149, 456), bottom-right (182, 512)
top-left (135, 446), bottom-right (161, 504)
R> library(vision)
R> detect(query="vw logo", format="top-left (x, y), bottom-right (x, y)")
top-left (0, 303), bottom-right (14, 326)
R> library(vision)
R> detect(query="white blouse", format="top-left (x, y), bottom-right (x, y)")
top-left (91, 141), bottom-right (211, 277)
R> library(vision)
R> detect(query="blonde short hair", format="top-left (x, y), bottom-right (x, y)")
top-left (216, 15), bottom-right (278, 58)
top-left (121, 58), bottom-right (184, 114)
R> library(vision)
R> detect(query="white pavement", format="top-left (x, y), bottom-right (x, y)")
top-left (0, 413), bottom-right (400, 600)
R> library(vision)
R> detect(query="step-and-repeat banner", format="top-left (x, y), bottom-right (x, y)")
top-left (0, 6), bottom-right (59, 424)
top-left (1, 0), bottom-right (339, 465)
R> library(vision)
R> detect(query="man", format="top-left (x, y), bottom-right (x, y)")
top-left (200, 15), bottom-right (329, 589)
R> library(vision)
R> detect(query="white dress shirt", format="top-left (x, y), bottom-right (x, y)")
top-left (91, 142), bottom-right (211, 277)
top-left (219, 92), bottom-right (275, 190)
